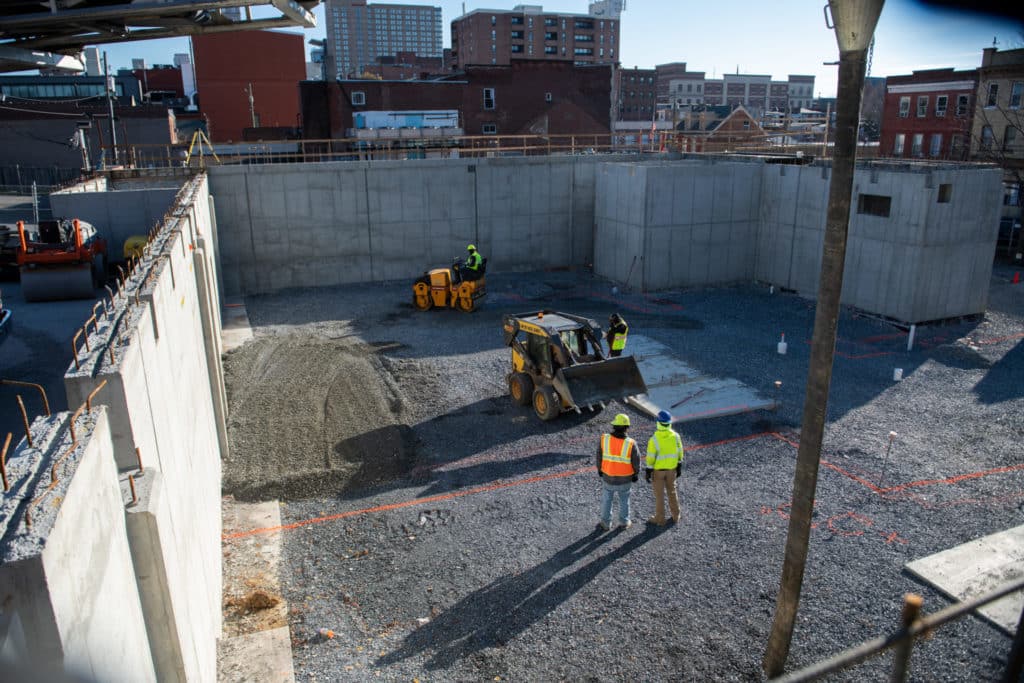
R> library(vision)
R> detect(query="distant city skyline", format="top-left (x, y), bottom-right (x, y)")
top-left (83, 1), bottom-right (1020, 98)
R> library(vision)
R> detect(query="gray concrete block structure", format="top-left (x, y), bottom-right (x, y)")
top-left (0, 409), bottom-right (157, 682)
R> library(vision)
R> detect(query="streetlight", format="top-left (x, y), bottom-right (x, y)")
top-left (762, 1), bottom-right (885, 677)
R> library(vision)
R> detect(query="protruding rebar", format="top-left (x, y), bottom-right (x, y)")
top-left (890, 594), bottom-right (923, 682)
top-left (86, 379), bottom-right (108, 412)
top-left (108, 345), bottom-right (116, 365)
top-left (1, 379), bottom-right (50, 417)
top-left (1, 432), bottom-right (11, 491)
top-left (135, 446), bottom-right (144, 473)
top-left (71, 329), bottom-right (83, 369)
top-left (15, 395), bottom-right (32, 448)
top-left (127, 474), bottom-right (138, 506)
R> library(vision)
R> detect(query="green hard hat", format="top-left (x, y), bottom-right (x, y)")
top-left (611, 413), bottom-right (630, 427)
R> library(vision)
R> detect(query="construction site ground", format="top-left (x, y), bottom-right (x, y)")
top-left (221, 265), bottom-right (1022, 681)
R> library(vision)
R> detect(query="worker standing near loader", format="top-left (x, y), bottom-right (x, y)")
top-left (605, 312), bottom-right (628, 357)
top-left (645, 410), bottom-right (683, 526)
top-left (596, 413), bottom-right (640, 531)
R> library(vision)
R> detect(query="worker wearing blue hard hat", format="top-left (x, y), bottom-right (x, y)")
top-left (644, 410), bottom-right (684, 526)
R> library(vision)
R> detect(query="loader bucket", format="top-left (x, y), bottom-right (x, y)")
top-left (554, 356), bottom-right (647, 409)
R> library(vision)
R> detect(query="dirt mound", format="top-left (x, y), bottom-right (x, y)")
top-left (223, 336), bottom-right (430, 501)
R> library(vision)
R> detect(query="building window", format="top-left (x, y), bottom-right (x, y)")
top-left (956, 94), bottom-right (969, 116)
top-left (935, 95), bottom-right (947, 117)
top-left (1005, 126), bottom-right (1019, 152)
top-left (911, 133), bottom-right (923, 157)
top-left (545, 92), bottom-right (552, 102)
top-left (574, 47), bottom-right (593, 55)
top-left (599, 48), bottom-right (604, 57)
top-left (986, 83), bottom-right (999, 107)
top-left (483, 87), bottom-right (495, 110)
top-left (916, 95), bottom-right (928, 117)
top-left (511, 16), bottom-right (523, 25)
top-left (511, 44), bottom-right (523, 53)
top-left (545, 31), bottom-right (557, 40)
top-left (545, 46), bottom-right (556, 54)
top-left (482, 123), bottom-right (497, 134)
top-left (951, 134), bottom-right (964, 158)
top-left (544, 17), bottom-right (557, 26)
top-left (929, 133), bottom-right (942, 157)
top-left (350, 91), bottom-right (365, 105)
top-left (742, 120), bottom-right (751, 130)
top-left (858, 194), bottom-right (892, 217)
top-left (937, 184), bottom-right (952, 203)
top-left (1011, 82), bottom-right (1023, 109)
top-left (980, 125), bottom-right (994, 150)
top-left (575, 34), bottom-right (593, 42)
top-left (574, 19), bottom-right (593, 29)
top-left (898, 96), bottom-right (910, 118)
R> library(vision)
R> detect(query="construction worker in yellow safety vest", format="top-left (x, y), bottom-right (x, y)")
top-left (645, 410), bottom-right (683, 526)
top-left (606, 312), bottom-right (628, 357)
top-left (596, 413), bottom-right (641, 531)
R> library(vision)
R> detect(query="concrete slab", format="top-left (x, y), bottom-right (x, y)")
top-left (626, 334), bottom-right (777, 423)
top-left (223, 301), bottom-right (254, 352)
top-left (905, 525), bottom-right (1024, 634)
top-left (218, 626), bottom-right (295, 683)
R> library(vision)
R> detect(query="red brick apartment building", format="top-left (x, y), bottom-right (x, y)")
top-left (617, 67), bottom-right (656, 121)
top-left (301, 60), bottom-right (612, 139)
top-left (191, 30), bottom-right (306, 142)
top-left (880, 68), bottom-right (977, 160)
top-left (451, 6), bottom-right (618, 69)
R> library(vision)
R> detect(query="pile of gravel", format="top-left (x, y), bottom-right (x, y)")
top-left (223, 269), bottom-right (1023, 681)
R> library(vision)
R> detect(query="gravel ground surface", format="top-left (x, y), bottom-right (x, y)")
top-left (223, 265), bottom-right (1024, 682)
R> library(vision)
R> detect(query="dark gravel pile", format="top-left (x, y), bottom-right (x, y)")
top-left (226, 266), bottom-right (1024, 681)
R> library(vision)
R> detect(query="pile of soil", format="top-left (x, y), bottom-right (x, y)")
top-left (223, 335), bottom-right (436, 501)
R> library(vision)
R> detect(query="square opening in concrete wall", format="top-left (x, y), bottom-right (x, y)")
top-left (857, 193), bottom-right (892, 217)
top-left (938, 183), bottom-right (953, 203)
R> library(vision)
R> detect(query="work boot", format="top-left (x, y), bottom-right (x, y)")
top-left (619, 520), bottom-right (632, 530)
top-left (647, 517), bottom-right (665, 526)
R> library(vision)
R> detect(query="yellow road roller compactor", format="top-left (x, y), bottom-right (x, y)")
top-left (503, 310), bottom-right (647, 421)
top-left (412, 258), bottom-right (487, 312)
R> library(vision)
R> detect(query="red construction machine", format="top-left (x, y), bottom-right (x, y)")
top-left (16, 219), bottom-right (107, 302)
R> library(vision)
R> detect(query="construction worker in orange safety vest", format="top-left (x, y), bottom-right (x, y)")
top-left (645, 410), bottom-right (684, 526)
top-left (596, 413), bottom-right (640, 531)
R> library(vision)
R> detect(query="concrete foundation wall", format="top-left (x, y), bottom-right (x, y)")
top-left (50, 186), bottom-right (178, 260)
top-left (597, 158), bottom-right (1002, 324)
top-left (62, 175), bottom-right (223, 682)
top-left (0, 409), bottom-right (156, 682)
top-left (208, 156), bottom-right (616, 296)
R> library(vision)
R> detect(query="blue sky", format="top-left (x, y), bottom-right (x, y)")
top-left (96, 0), bottom-right (1021, 97)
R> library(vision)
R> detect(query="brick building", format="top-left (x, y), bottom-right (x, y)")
top-left (451, 5), bottom-right (618, 69)
top-left (674, 105), bottom-right (763, 152)
top-left (301, 60), bottom-right (612, 140)
top-left (191, 30), bottom-right (306, 142)
top-left (617, 67), bottom-right (656, 121)
top-left (363, 51), bottom-right (446, 80)
top-left (880, 68), bottom-right (977, 160)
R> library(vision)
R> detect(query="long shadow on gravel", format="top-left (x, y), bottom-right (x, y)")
top-left (377, 525), bottom-right (662, 671)
top-left (973, 337), bottom-right (1024, 404)
top-left (411, 450), bottom-right (583, 499)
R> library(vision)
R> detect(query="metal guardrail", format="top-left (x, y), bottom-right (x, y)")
top-left (774, 578), bottom-right (1024, 682)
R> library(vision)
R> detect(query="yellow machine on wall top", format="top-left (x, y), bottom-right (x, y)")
top-left (412, 258), bottom-right (487, 312)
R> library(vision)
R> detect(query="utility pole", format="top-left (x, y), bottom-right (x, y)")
top-left (103, 52), bottom-right (118, 166)
top-left (246, 82), bottom-right (257, 128)
top-left (762, 0), bottom-right (884, 677)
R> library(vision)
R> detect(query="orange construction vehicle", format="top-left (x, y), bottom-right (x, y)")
top-left (16, 219), bottom-right (107, 302)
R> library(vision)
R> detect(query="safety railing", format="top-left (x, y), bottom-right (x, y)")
top-left (99, 129), bottom-right (881, 170)
top-left (774, 577), bottom-right (1024, 682)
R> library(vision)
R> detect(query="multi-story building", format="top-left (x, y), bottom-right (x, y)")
top-left (191, 30), bottom-right (307, 142)
top-left (301, 59), bottom-right (612, 140)
top-left (451, 5), bottom-right (619, 69)
top-left (880, 67), bottom-right (977, 160)
top-left (971, 47), bottom-right (1024, 244)
top-left (617, 67), bottom-right (656, 121)
top-left (363, 51), bottom-right (446, 80)
top-left (324, 0), bottom-right (443, 79)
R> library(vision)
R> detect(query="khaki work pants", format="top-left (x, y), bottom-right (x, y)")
top-left (650, 469), bottom-right (680, 524)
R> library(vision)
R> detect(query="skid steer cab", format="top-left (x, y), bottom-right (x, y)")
top-left (503, 310), bottom-right (647, 421)
top-left (412, 257), bottom-right (487, 312)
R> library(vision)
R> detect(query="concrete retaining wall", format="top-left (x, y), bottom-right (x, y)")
top-left (596, 157), bottom-right (1002, 323)
top-left (56, 174), bottom-right (223, 682)
top-left (50, 186), bottom-right (178, 261)
top-left (208, 155), bottom-right (617, 296)
top-left (0, 409), bottom-right (156, 682)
